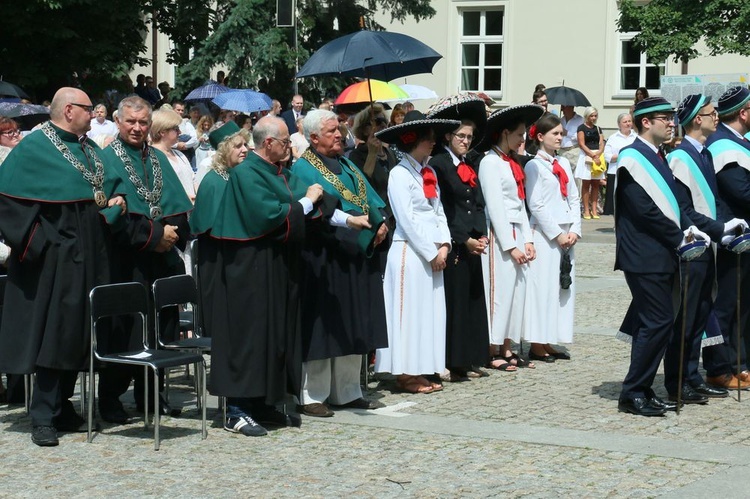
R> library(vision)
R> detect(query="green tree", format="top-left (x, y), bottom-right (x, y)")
top-left (618, 0), bottom-right (750, 71)
top-left (170, 0), bottom-right (436, 107)
top-left (1, 0), bottom-right (150, 101)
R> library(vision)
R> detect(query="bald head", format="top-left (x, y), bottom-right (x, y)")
top-left (253, 116), bottom-right (290, 164)
top-left (49, 87), bottom-right (93, 136)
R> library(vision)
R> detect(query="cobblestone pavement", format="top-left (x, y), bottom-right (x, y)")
top-left (2, 215), bottom-right (749, 497)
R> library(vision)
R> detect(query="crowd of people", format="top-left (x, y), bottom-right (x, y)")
top-left (3, 76), bottom-right (750, 448)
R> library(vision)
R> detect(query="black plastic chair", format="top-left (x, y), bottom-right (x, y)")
top-left (88, 282), bottom-right (207, 450)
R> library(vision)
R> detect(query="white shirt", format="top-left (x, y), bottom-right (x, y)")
top-left (166, 149), bottom-right (196, 201)
top-left (526, 150), bottom-right (582, 239)
top-left (87, 118), bottom-right (117, 139)
top-left (560, 113), bottom-right (584, 148)
top-left (604, 130), bottom-right (637, 175)
top-left (178, 118), bottom-right (199, 149)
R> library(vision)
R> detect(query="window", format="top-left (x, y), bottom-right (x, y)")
top-left (459, 9), bottom-right (504, 95)
top-left (618, 32), bottom-right (665, 94)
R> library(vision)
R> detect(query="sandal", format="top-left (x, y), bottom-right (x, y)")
top-left (504, 353), bottom-right (536, 369)
top-left (487, 356), bottom-right (518, 372)
top-left (395, 376), bottom-right (435, 394)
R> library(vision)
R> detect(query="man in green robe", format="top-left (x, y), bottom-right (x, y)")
top-left (0, 87), bottom-right (126, 446)
top-left (291, 109), bottom-right (389, 417)
top-left (208, 115), bottom-right (329, 436)
top-left (97, 96), bottom-right (193, 424)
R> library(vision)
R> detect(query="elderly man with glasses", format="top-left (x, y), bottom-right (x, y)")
top-left (0, 87), bottom-right (126, 446)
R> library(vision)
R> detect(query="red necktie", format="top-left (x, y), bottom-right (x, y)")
top-left (500, 151), bottom-right (525, 200)
top-left (421, 167), bottom-right (438, 199)
top-left (552, 159), bottom-right (568, 198)
top-left (456, 161), bottom-right (477, 187)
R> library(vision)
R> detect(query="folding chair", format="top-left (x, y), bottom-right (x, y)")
top-left (88, 282), bottom-right (207, 450)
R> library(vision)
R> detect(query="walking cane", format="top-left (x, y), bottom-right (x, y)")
top-left (677, 259), bottom-right (689, 415)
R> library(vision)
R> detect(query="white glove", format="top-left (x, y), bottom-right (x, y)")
top-left (0, 243), bottom-right (9, 265)
top-left (723, 218), bottom-right (748, 234)
top-left (679, 225), bottom-right (710, 248)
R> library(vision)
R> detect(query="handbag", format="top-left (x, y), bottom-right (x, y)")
top-left (589, 153), bottom-right (607, 176)
top-left (560, 249), bottom-right (572, 289)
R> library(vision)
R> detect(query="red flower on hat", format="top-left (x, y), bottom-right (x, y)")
top-left (400, 131), bottom-right (417, 144)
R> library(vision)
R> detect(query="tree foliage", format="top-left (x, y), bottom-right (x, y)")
top-left (618, 0), bottom-right (750, 65)
top-left (1, 0), bottom-right (150, 101)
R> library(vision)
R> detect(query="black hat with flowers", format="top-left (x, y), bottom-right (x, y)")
top-left (375, 110), bottom-right (460, 148)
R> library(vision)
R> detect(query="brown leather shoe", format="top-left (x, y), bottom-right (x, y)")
top-left (706, 373), bottom-right (750, 390)
top-left (738, 371), bottom-right (750, 383)
top-left (298, 403), bottom-right (334, 417)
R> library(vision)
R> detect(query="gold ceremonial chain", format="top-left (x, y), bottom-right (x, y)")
top-left (301, 149), bottom-right (369, 215)
top-left (41, 122), bottom-right (107, 207)
top-left (110, 139), bottom-right (164, 218)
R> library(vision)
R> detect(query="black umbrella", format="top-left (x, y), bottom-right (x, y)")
top-left (0, 102), bottom-right (49, 130)
top-left (296, 30), bottom-right (442, 81)
top-left (545, 85), bottom-right (591, 107)
top-left (0, 81), bottom-right (30, 100)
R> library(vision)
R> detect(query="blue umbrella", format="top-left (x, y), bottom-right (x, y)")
top-left (296, 30), bottom-right (442, 81)
top-left (212, 89), bottom-right (272, 113)
top-left (185, 82), bottom-right (231, 102)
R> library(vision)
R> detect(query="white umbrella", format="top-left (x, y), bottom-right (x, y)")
top-left (399, 84), bottom-right (439, 100)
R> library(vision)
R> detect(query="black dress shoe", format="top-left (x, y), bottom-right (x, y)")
top-left (251, 406), bottom-right (302, 428)
top-left (668, 385), bottom-right (709, 405)
top-left (691, 383), bottom-right (729, 398)
top-left (136, 394), bottom-right (181, 417)
top-left (648, 395), bottom-right (679, 411)
top-left (336, 397), bottom-right (385, 410)
top-left (618, 397), bottom-right (666, 417)
top-left (31, 426), bottom-right (59, 447)
top-left (548, 349), bottom-right (571, 360)
top-left (99, 398), bottom-right (129, 425)
top-left (529, 351), bottom-right (556, 363)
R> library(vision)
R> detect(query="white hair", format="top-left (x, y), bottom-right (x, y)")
top-left (303, 109), bottom-right (338, 141)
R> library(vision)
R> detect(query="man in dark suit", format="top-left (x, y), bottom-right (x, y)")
top-left (705, 86), bottom-right (750, 388)
top-left (664, 94), bottom-right (747, 404)
top-left (614, 97), bottom-right (708, 417)
top-left (281, 94), bottom-right (305, 135)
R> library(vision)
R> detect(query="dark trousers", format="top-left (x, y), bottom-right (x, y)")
top-left (603, 173), bottom-right (616, 216)
top-left (664, 259), bottom-right (713, 393)
top-left (621, 271), bottom-right (675, 400)
top-left (30, 367), bottom-right (78, 427)
top-left (98, 365), bottom-right (163, 407)
top-left (705, 249), bottom-right (750, 376)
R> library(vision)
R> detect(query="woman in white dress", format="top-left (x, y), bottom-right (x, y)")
top-left (525, 114), bottom-right (582, 362)
top-left (374, 111), bottom-right (460, 394)
top-left (476, 105), bottom-right (545, 370)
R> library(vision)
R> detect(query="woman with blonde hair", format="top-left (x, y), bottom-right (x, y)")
top-left (150, 108), bottom-right (196, 202)
top-left (574, 106), bottom-right (604, 219)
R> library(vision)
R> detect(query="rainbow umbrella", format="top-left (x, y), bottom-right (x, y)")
top-left (335, 80), bottom-right (408, 105)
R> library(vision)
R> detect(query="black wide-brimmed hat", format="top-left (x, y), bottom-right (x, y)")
top-left (473, 104), bottom-right (545, 152)
top-left (426, 93), bottom-right (488, 145)
top-left (375, 110), bottom-right (460, 147)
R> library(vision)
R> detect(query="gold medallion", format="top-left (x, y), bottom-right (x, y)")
top-left (94, 190), bottom-right (107, 208)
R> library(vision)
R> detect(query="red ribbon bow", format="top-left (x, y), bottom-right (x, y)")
top-left (456, 161), bottom-right (477, 187)
top-left (500, 151), bottom-right (525, 200)
top-left (552, 159), bottom-right (568, 198)
top-left (421, 167), bottom-right (438, 199)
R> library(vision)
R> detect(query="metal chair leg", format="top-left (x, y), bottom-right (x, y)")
top-left (143, 366), bottom-right (149, 430)
top-left (153, 367), bottom-right (160, 451)
top-left (201, 360), bottom-right (207, 440)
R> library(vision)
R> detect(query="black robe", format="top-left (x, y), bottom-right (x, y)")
top-left (0, 125), bottom-right (121, 373)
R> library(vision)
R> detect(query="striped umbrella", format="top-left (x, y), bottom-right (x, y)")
top-left (335, 80), bottom-right (408, 105)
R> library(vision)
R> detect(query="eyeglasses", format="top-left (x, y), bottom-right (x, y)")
top-left (651, 115), bottom-right (675, 125)
top-left (697, 111), bottom-right (718, 119)
top-left (452, 132), bottom-right (474, 142)
top-left (170, 126), bottom-right (181, 133)
top-left (270, 137), bottom-right (291, 146)
top-left (0, 129), bottom-right (20, 137)
top-left (70, 103), bottom-right (94, 113)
